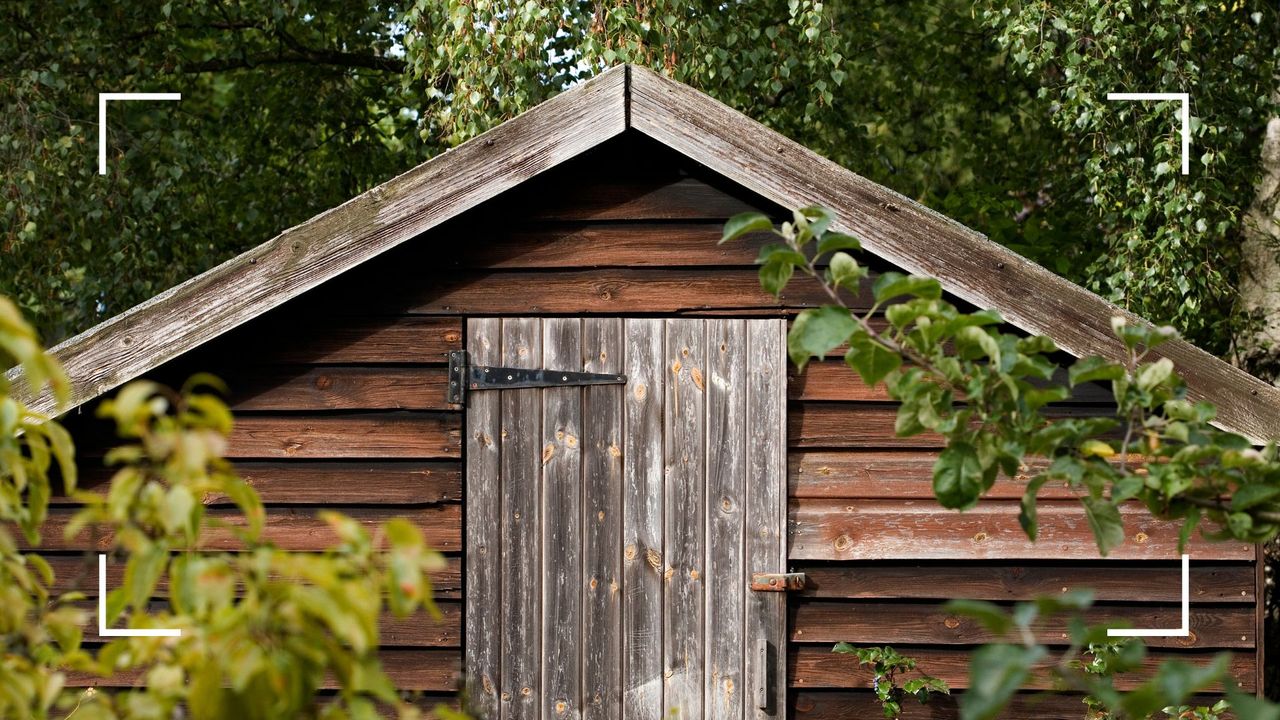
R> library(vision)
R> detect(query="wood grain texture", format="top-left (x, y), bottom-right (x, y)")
top-left (245, 316), bottom-right (461, 364)
top-left (793, 562), bottom-right (1255, 603)
top-left (622, 319), bottom-right (666, 720)
top-left (788, 451), bottom-right (1064, 500)
top-left (15, 67), bottom-right (627, 419)
top-left (522, 178), bottom-right (761, 221)
top-left (582, 318), bottom-right (624, 720)
top-left (663, 319), bottom-right (706, 720)
top-left (705, 320), bottom-right (746, 720)
top-left (466, 318), bottom-right (503, 718)
top-left (788, 499), bottom-right (1255, 561)
top-left (787, 404), bottom-right (1112, 449)
top-left (788, 362), bottom-right (1113, 405)
top-left (788, 645), bottom-right (1256, 691)
top-left (501, 318), bottom-right (543, 720)
top-left (627, 64), bottom-right (1280, 443)
top-left (744, 319), bottom-right (787, 720)
top-left (542, 318), bottom-right (584, 720)
top-left (790, 600), bottom-right (1254, 649)
top-left (791, 691), bottom-right (1229, 720)
top-left (448, 224), bottom-right (771, 269)
top-left (225, 366), bottom-right (454, 411)
top-left (221, 414), bottom-right (460, 459)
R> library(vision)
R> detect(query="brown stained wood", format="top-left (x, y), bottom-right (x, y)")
top-left (789, 452), bottom-right (1071, 500)
top-left (793, 563), bottom-right (1255, 603)
top-left (622, 319), bottom-right (666, 720)
top-left (466, 318), bottom-right (504, 719)
top-left (448, 224), bottom-right (771, 269)
top-left (501, 318), bottom-right (543, 720)
top-left (522, 178), bottom-right (763, 221)
top-left (788, 362), bottom-right (1113, 405)
top-left (788, 645), bottom-right (1256, 692)
top-left (787, 404), bottom-right (1114, 449)
top-left (1258, 544), bottom-right (1267, 696)
top-left (789, 600), bottom-right (1254, 650)
top-left (663, 319), bottom-right (706, 720)
top-left (226, 366), bottom-right (454, 411)
top-left (45, 554), bottom-right (463, 599)
top-left (542, 318), bottom-right (584, 719)
top-left (403, 269), bottom-right (849, 315)
top-left (34, 505), bottom-right (461, 552)
top-left (582, 318), bottom-right (623, 720)
top-left (705, 320), bottom-right (746, 720)
top-left (224, 414), bottom-right (460, 459)
top-left (64, 649), bottom-right (460, 691)
top-left (627, 64), bottom-right (1280, 443)
top-left (17, 67), bottom-right (628, 420)
top-left (788, 499), bottom-right (1255, 561)
top-left (744, 319), bottom-right (788, 720)
top-left (790, 691), bottom-right (1229, 720)
top-left (246, 316), bottom-right (462, 364)
top-left (70, 461), bottom-right (462, 506)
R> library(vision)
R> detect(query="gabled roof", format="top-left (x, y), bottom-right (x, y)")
top-left (11, 65), bottom-right (1280, 442)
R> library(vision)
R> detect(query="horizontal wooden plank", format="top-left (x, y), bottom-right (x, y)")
top-left (788, 499), bottom-right (1255, 561)
top-left (789, 361), bottom-right (1114, 405)
top-left (788, 645), bottom-right (1256, 691)
top-left (64, 648), bottom-right (459, 690)
top-left (253, 316), bottom-right (462, 364)
top-left (86, 602), bottom-right (460, 648)
top-left (794, 562), bottom-right (1255, 603)
top-left (791, 600), bottom-right (1253, 649)
top-left (788, 404), bottom-right (1114, 449)
top-left (225, 414), bottom-right (461, 459)
top-left (31, 504), bottom-right (461, 552)
top-left (394, 269), bottom-right (852, 315)
top-left (44, 553), bottom-right (463, 599)
top-left (790, 451), bottom-right (1068, 500)
top-left (520, 178), bottom-right (765, 221)
top-left (68, 461), bottom-right (462, 506)
top-left (225, 366), bottom-right (454, 412)
top-left (791, 690), bottom-right (1228, 720)
top-left (447, 223), bottom-right (772, 268)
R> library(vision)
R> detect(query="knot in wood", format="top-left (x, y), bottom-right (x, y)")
top-left (833, 534), bottom-right (853, 552)
top-left (971, 531), bottom-right (989, 543)
top-left (313, 375), bottom-right (332, 390)
top-left (625, 544), bottom-right (637, 561)
top-left (555, 701), bottom-right (567, 714)
top-left (1133, 532), bottom-right (1149, 544)
top-left (521, 687), bottom-right (531, 697)
top-left (943, 616), bottom-right (960, 629)
top-left (1178, 630), bottom-right (1197, 647)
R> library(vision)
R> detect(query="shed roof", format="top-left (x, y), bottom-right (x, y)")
top-left (11, 65), bottom-right (1280, 442)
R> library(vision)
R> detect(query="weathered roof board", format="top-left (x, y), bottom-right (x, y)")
top-left (10, 64), bottom-right (1280, 443)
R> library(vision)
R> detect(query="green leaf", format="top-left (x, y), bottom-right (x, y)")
top-left (960, 644), bottom-right (1045, 720)
top-left (945, 599), bottom-right (1011, 635)
top-left (816, 232), bottom-right (861, 256)
top-left (1081, 496), bottom-right (1125, 556)
top-left (124, 542), bottom-right (168, 610)
top-left (1018, 475), bottom-right (1049, 541)
top-left (933, 442), bottom-right (984, 510)
top-left (844, 331), bottom-right (902, 388)
top-left (759, 261), bottom-right (795, 297)
top-left (794, 206), bottom-right (833, 237)
top-left (1068, 356), bottom-right (1125, 386)
top-left (873, 272), bottom-right (942, 302)
top-left (1226, 685), bottom-right (1280, 720)
top-left (721, 212), bottom-right (773, 243)
top-left (826, 251), bottom-right (868, 293)
top-left (788, 306), bottom-right (856, 372)
top-left (1134, 357), bottom-right (1174, 391)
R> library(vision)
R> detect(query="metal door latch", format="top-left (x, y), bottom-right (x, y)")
top-left (447, 350), bottom-right (627, 405)
top-left (749, 572), bottom-right (806, 592)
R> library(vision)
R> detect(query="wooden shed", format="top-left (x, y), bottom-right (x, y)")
top-left (20, 65), bottom-right (1280, 718)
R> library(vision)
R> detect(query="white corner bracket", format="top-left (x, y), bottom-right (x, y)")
top-left (98, 554), bottom-right (182, 637)
top-left (1105, 92), bottom-right (1191, 175)
top-left (97, 92), bottom-right (182, 175)
top-left (1107, 553), bottom-right (1189, 638)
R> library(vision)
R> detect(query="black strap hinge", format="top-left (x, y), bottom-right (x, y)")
top-left (447, 350), bottom-right (627, 405)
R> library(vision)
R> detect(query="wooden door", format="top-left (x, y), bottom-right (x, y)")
top-left (464, 318), bottom-right (787, 720)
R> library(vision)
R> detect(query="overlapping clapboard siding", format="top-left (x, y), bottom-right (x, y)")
top-left (49, 133), bottom-right (1260, 714)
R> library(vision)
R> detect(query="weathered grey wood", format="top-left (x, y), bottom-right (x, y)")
top-left (621, 319), bottom-right (666, 720)
top-left (467, 319), bottom-right (503, 718)
top-left (744, 320), bottom-right (787, 719)
top-left (583, 319), bottom-right (624, 720)
top-left (663, 319), bottom-right (706, 720)
top-left (543, 318), bottom-right (584, 720)
top-left (12, 66), bottom-right (628, 419)
top-left (705, 320), bottom-right (746, 720)
top-left (626, 64), bottom-right (1280, 444)
top-left (502, 318), bottom-right (544, 720)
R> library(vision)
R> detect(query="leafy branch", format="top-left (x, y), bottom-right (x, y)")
top-left (722, 207), bottom-right (1280, 555)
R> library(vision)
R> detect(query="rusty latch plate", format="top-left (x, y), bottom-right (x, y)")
top-left (749, 572), bottom-right (806, 592)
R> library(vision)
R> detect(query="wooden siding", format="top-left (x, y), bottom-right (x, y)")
top-left (49, 133), bottom-right (1260, 715)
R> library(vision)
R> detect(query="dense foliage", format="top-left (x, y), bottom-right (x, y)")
top-left (0, 295), bottom-right (446, 719)
top-left (5, 2), bottom-right (1275, 360)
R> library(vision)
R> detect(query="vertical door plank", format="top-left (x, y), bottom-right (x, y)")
top-left (543, 319), bottom-right (584, 720)
top-left (467, 318), bottom-right (503, 719)
top-left (622, 319), bottom-right (665, 720)
top-left (583, 319), bottom-right (624, 720)
top-left (705, 320), bottom-right (746, 720)
top-left (663, 319), bottom-right (707, 720)
top-left (744, 320), bottom-right (787, 719)
top-left (502, 318), bottom-right (544, 720)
